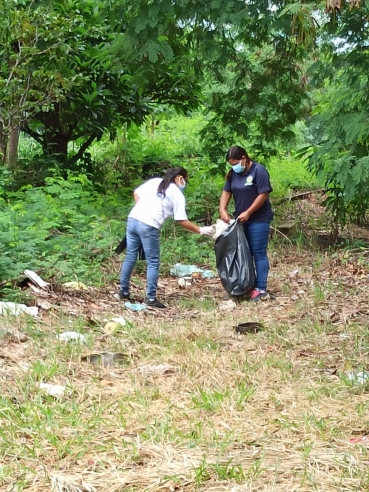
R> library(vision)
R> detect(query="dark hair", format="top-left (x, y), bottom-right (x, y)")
top-left (226, 145), bottom-right (252, 181)
top-left (157, 166), bottom-right (188, 197)
top-left (225, 145), bottom-right (250, 162)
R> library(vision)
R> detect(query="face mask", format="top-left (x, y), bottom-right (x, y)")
top-left (178, 177), bottom-right (186, 191)
top-left (231, 162), bottom-right (245, 174)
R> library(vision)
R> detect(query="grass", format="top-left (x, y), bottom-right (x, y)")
top-left (1, 138), bottom-right (369, 491)
top-left (268, 155), bottom-right (322, 199)
top-left (1, 238), bottom-right (369, 492)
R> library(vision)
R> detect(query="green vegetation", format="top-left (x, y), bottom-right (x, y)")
top-left (1, 258), bottom-right (369, 491)
top-left (2, 0), bottom-right (369, 229)
top-left (0, 2), bottom-right (369, 490)
top-left (0, 113), bottom-right (323, 287)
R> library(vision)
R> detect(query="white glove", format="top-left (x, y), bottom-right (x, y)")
top-left (199, 226), bottom-right (214, 237)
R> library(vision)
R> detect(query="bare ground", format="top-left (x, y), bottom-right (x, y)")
top-left (1, 196), bottom-right (369, 492)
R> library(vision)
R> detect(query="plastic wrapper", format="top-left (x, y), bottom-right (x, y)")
top-left (214, 220), bottom-right (255, 296)
top-left (170, 263), bottom-right (214, 278)
top-left (212, 218), bottom-right (235, 240)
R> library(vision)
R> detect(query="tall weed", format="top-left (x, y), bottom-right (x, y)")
top-left (7, 114), bottom-right (326, 292)
top-left (0, 174), bottom-right (125, 284)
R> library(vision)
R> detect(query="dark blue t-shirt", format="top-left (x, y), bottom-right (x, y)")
top-left (223, 161), bottom-right (273, 223)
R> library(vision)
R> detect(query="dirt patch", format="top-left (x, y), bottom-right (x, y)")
top-left (1, 195), bottom-right (369, 492)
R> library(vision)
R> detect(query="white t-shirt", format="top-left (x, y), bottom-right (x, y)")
top-left (128, 177), bottom-right (188, 229)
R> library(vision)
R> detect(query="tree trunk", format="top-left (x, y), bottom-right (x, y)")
top-left (150, 115), bottom-right (155, 137)
top-left (34, 110), bottom-right (70, 162)
top-left (0, 122), bottom-right (7, 165)
top-left (6, 125), bottom-right (20, 168)
top-left (43, 132), bottom-right (69, 162)
top-left (122, 122), bottom-right (127, 162)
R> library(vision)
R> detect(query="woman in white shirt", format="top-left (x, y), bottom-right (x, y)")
top-left (117, 167), bottom-right (213, 308)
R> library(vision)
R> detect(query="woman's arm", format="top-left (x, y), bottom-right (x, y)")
top-left (176, 220), bottom-right (213, 236)
top-left (238, 192), bottom-right (269, 222)
top-left (176, 219), bottom-right (200, 233)
top-left (219, 191), bottom-right (232, 223)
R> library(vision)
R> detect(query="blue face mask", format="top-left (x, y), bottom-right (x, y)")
top-left (232, 162), bottom-right (245, 174)
top-left (178, 177), bottom-right (186, 192)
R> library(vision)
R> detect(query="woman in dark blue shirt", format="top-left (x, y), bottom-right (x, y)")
top-left (219, 145), bottom-right (273, 301)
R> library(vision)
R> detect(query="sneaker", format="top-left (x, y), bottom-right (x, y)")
top-left (114, 290), bottom-right (130, 301)
top-left (144, 297), bottom-right (167, 309)
top-left (249, 289), bottom-right (269, 302)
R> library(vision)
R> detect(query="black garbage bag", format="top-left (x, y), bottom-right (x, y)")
top-left (115, 236), bottom-right (146, 260)
top-left (115, 236), bottom-right (127, 255)
top-left (215, 220), bottom-right (255, 296)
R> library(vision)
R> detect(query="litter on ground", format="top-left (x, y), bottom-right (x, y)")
top-left (0, 301), bottom-right (38, 317)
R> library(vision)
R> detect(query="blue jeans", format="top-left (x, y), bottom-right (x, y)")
top-left (120, 217), bottom-right (160, 299)
top-left (243, 222), bottom-right (270, 291)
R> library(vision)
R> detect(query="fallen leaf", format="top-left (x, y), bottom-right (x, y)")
top-left (99, 379), bottom-right (114, 387)
top-left (63, 281), bottom-right (89, 291)
top-left (37, 300), bottom-right (53, 310)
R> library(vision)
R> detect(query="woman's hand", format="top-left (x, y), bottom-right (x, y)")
top-left (199, 226), bottom-right (214, 237)
top-left (238, 210), bottom-right (251, 223)
top-left (219, 209), bottom-right (231, 223)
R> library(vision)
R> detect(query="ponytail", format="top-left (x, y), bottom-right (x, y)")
top-left (157, 166), bottom-right (188, 197)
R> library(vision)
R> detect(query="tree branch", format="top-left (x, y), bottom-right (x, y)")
top-left (22, 123), bottom-right (43, 145)
top-left (67, 134), bottom-right (96, 166)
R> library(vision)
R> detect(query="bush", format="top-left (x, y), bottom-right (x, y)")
top-left (0, 174), bottom-right (125, 283)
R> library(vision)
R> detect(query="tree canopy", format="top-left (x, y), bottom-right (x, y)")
top-left (1, 0), bottom-right (368, 225)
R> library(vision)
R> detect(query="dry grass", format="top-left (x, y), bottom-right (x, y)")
top-left (1, 235), bottom-right (369, 491)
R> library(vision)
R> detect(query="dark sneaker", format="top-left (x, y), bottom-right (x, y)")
top-left (114, 290), bottom-right (130, 301)
top-left (144, 297), bottom-right (167, 309)
top-left (249, 289), bottom-right (269, 302)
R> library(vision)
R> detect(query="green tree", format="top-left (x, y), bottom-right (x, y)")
top-left (19, 0), bottom-right (152, 166)
top-left (2, 0), bottom-right (365, 176)
top-left (1, 0), bottom-right (202, 170)
top-left (116, 0), bottom-right (317, 161)
top-left (0, 0), bottom-right (77, 166)
top-left (303, 1), bottom-right (369, 231)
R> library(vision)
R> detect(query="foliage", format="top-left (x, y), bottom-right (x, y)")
top-left (1, 0), bottom-right (203, 169)
top-left (302, 3), bottom-right (369, 234)
top-left (160, 222), bottom-right (215, 272)
top-left (82, 114), bottom-right (208, 189)
top-left (0, 0), bottom-right (78, 161)
top-left (185, 179), bottom-right (223, 225)
top-left (0, 173), bottom-right (124, 283)
top-left (0, 146), bottom-right (222, 285)
top-left (0, 109), bottom-right (228, 286)
top-left (123, 115), bottom-right (208, 178)
top-left (268, 155), bottom-right (321, 199)
top-left (5, 0), bottom-right (361, 171)
top-left (19, 0), bottom-right (151, 164)
top-left (201, 43), bottom-right (310, 162)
